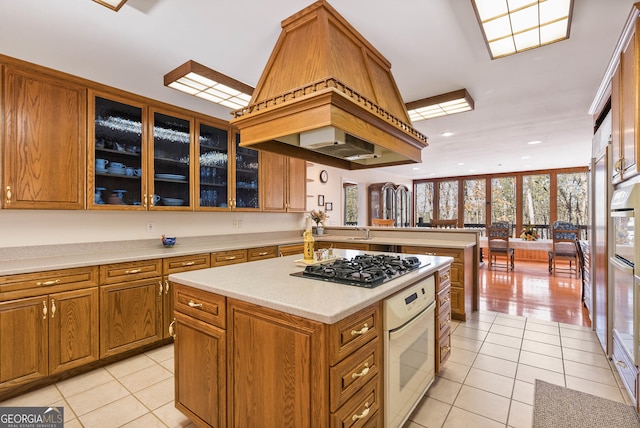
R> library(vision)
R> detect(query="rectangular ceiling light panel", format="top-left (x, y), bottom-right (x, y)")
top-left (164, 61), bottom-right (253, 110)
top-left (472, 0), bottom-right (574, 59)
top-left (406, 89), bottom-right (474, 122)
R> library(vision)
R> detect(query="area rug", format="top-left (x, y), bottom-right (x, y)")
top-left (532, 379), bottom-right (640, 428)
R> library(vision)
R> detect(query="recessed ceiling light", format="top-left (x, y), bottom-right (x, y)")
top-left (457, 162), bottom-right (464, 166)
top-left (412, 167), bottom-right (420, 170)
top-left (441, 132), bottom-right (454, 137)
top-left (527, 140), bottom-right (542, 145)
top-left (521, 156), bottom-right (531, 159)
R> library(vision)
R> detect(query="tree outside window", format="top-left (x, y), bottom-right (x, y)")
top-left (491, 177), bottom-right (515, 228)
top-left (463, 179), bottom-right (486, 227)
top-left (414, 182), bottom-right (433, 224)
top-left (343, 183), bottom-right (358, 226)
top-left (557, 172), bottom-right (588, 227)
top-left (438, 181), bottom-right (458, 220)
top-left (522, 174), bottom-right (550, 236)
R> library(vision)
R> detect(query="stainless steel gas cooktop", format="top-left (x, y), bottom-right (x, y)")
top-left (290, 254), bottom-right (427, 288)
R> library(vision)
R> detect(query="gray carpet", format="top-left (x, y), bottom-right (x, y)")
top-left (533, 379), bottom-right (640, 428)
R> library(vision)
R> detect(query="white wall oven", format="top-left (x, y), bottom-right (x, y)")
top-left (383, 275), bottom-right (435, 428)
top-left (610, 182), bottom-right (640, 405)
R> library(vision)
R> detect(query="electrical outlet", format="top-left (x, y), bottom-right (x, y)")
top-left (146, 222), bottom-right (155, 232)
top-left (232, 220), bottom-right (242, 228)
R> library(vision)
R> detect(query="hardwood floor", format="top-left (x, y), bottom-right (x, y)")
top-left (479, 259), bottom-right (591, 327)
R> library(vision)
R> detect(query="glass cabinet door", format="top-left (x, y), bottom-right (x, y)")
top-left (197, 121), bottom-right (229, 209)
top-left (151, 110), bottom-right (193, 209)
top-left (91, 94), bottom-right (145, 208)
top-left (234, 133), bottom-right (259, 210)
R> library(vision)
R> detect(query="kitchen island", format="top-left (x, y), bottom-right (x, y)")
top-left (168, 249), bottom-right (453, 427)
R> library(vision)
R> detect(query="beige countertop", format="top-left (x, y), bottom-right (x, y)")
top-left (169, 249), bottom-right (452, 324)
top-left (0, 227), bottom-right (477, 276)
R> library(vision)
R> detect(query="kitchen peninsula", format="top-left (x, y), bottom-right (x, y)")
top-left (168, 249), bottom-right (453, 427)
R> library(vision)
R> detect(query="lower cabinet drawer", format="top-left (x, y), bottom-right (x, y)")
top-left (612, 333), bottom-right (638, 405)
top-left (100, 259), bottom-right (162, 285)
top-left (247, 246), bottom-right (278, 261)
top-left (436, 329), bottom-right (451, 371)
top-left (436, 305), bottom-right (452, 336)
top-left (331, 376), bottom-right (381, 428)
top-left (330, 339), bottom-right (381, 412)
top-left (173, 283), bottom-right (226, 329)
top-left (211, 249), bottom-right (248, 266)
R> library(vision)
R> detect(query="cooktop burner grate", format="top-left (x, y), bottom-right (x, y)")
top-left (291, 254), bottom-right (424, 288)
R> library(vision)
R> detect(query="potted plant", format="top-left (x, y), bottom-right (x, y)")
top-left (520, 225), bottom-right (540, 241)
top-left (309, 209), bottom-right (328, 235)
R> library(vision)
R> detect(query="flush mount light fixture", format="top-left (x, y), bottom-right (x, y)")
top-left (92, 0), bottom-right (127, 11)
top-left (471, 0), bottom-right (574, 59)
top-left (164, 60), bottom-right (254, 110)
top-left (406, 89), bottom-right (474, 122)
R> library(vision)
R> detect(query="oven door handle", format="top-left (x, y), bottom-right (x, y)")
top-left (610, 256), bottom-right (634, 274)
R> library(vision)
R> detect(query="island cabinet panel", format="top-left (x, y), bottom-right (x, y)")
top-left (435, 265), bottom-right (452, 373)
top-left (174, 311), bottom-right (226, 428)
top-left (399, 245), bottom-right (473, 321)
top-left (3, 64), bottom-right (86, 209)
top-left (99, 278), bottom-right (163, 358)
top-left (227, 298), bottom-right (329, 428)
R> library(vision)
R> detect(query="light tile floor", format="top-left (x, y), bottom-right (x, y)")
top-left (0, 311), bottom-right (630, 427)
top-left (0, 345), bottom-right (193, 428)
top-left (404, 311), bottom-right (632, 428)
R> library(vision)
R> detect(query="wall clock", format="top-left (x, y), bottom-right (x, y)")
top-left (319, 170), bottom-right (328, 183)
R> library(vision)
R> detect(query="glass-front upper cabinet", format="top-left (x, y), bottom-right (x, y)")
top-left (150, 109), bottom-right (193, 210)
top-left (234, 133), bottom-right (259, 210)
top-left (90, 93), bottom-right (146, 209)
top-left (197, 121), bottom-right (229, 209)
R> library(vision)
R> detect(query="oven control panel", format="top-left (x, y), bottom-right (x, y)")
top-left (383, 274), bottom-right (435, 331)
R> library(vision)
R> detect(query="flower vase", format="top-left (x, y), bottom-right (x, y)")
top-left (315, 225), bottom-right (324, 236)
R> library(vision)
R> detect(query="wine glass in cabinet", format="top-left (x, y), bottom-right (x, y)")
top-left (149, 109), bottom-right (193, 210)
top-left (234, 132), bottom-right (259, 210)
top-left (89, 92), bottom-right (146, 209)
top-left (197, 121), bottom-right (230, 209)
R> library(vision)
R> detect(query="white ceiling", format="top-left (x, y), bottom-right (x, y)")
top-left (0, 0), bottom-right (635, 179)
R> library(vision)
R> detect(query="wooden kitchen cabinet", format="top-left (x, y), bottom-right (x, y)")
top-left (247, 245), bottom-right (278, 261)
top-left (162, 253), bottom-right (211, 339)
top-left (211, 249), bottom-right (248, 267)
top-left (3, 64), bottom-right (86, 209)
top-left (399, 245), bottom-right (473, 321)
top-left (0, 267), bottom-right (99, 399)
top-left (260, 151), bottom-right (306, 212)
top-left (611, 5), bottom-right (640, 183)
top-left (173, 284), bottom-right (226, 428)
top-left (99, 259), bottom-right (163, 358)
top-left (435, 265), bottom-right (452, 372)
top-left (278, 243), bottom-right (304, 257)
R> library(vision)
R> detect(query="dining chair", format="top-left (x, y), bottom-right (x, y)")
top-left (430, 219), bottom-right (457, 228)
top-left (372, 218), bottom-right (395, 227)
top-left (487, 224), bottom-right (514, 271)
top-left (548, 221), bottom-right (579, 277)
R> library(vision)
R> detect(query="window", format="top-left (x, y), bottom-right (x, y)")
top-left (491, 177), bottom-right (515, 227)
top-left (343, 182), bottom-right (358, 226)
top-left (438, 180), bottom-right (458, 220)
top-left (557, 172), bottom-right (588, 227)
top-left (522, 174), bottom-right (550, 237)
top-left (414, 182), bottom-right (434, 225)
top-left (463, 179), bottom-right (486, 227)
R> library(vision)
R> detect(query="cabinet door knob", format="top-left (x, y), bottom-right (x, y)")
top-left (5, 185), bottom-right (11, 205)
top-left (351, 323), bottom-right (369, 336)
top-left (42, 301), bottom-right (48, 319)
top-left (50, 299), bottom-right (56, 318)
top-left (165, 280), bottom-right (169, 295)
top-left (159, 281), bottom-right (163, 295)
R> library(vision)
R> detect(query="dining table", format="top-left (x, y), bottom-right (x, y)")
top-left (478, 237), bottom-right (553, 251)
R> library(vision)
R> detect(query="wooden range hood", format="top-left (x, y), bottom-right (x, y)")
top-left (230, 0), bottom-right (428, 170)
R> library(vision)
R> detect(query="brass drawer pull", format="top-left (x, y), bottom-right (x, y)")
top-left (36, 279), bottom-right (60, 286)
top-left (425, 252), bottom-right (437, 256)
top-left (125, 268), bottom-right (141, 274)
top-left (616, 359), bottom-right (627, 369)
top-left (181, 261), bottom-right (196, 267)
top-left (188, 300), bottom-right (203, 308)
top-left (159, 281), bottom-right (163, 296)
top-left (42, 301), bottom-right (47, 319)
top-left (51, 299), bottom-right (56, 318)
top-left (351, 323), bottom-right (369, 336)
top-left (165, 280), bottom-right (169, 295)
top-left (224, 256), bottom-right (237, 260)
top-left (258, 252), bottom-right (269, 256)
top-left (351, 362), bottom-right (370, 379)
top-left (441, 274), bottom-right (450, 281)
top-left (351, 402), bottom-right (370, 421)
top-left (441, 345), bottom-right (451, 353)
